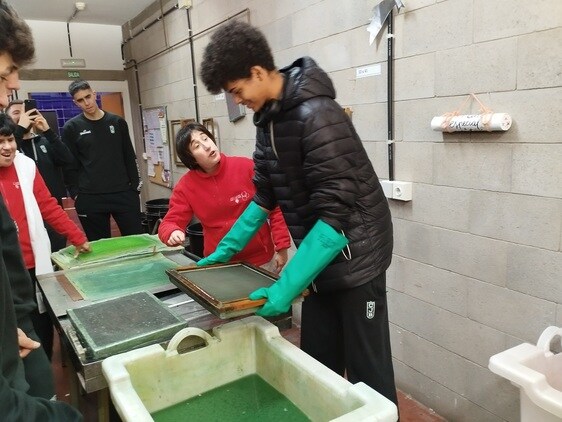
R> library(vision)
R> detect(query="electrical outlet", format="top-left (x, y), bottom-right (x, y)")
top-left (392, 181), bottom-right (412, 201)
top-left (379, 180), bottom-right (413, 201)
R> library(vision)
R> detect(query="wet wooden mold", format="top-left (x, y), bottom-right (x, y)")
top-left (166, 262), bottom-right (277, 319)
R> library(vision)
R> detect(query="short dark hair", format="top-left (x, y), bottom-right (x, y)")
top-left (5, 99), bottom-right (23, 115)
top-left (0, 112), bottom-right (16, 136)
top-left (200, 20), bottom-right (275, 94)
top-left (0, 0), bottom-right (35, 67)
top-left (68, 79), bottom-right (91, 96)
top-left (175, 122), bottom-right (216, 170)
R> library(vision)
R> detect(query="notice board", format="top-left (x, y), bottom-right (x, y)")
top-left (143, 106), bottom-right (172, 188)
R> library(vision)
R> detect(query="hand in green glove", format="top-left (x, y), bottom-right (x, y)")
top-left (249, 219), bottom-right (348, 316)
top-left (197, 201), bottom-right (268, 266)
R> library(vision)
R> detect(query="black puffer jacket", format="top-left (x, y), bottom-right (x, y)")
top-left (252, 56), bottom-right (393, 292)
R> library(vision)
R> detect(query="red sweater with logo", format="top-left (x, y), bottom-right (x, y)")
top-left (158, 154), bottom-right (290, 266)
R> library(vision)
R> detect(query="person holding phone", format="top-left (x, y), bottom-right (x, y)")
top-left (24, 98), bottom-right (37, 113)
top-left (6, 99), bottom-right (75, 253)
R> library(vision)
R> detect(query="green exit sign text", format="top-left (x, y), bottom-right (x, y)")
top-left (67, 71), bottom-right (81, 79)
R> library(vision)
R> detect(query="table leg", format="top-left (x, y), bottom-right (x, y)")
top-left (97, 388), bottom-right (110, 422)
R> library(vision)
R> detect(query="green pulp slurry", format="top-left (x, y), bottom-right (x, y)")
top-left (151, 374), bottom-right (310, 422)
top-left (52, 234), bottom-right (173, 269)
top-left (66, 254), bottom-right (177, 301)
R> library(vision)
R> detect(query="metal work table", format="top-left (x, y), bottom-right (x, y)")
top-left (38, 250), bottom-right (292, 421)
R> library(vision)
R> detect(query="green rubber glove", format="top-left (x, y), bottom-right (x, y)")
top-left (249, 219), bottom-right (348, 316)
top-left (197, 201), bottom-right (268, 266)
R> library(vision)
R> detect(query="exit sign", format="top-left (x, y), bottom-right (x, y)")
top-left (67, 71), bottom-right (81, 78)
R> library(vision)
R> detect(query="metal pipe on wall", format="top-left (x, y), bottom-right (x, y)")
top-left (123, 8), bottom-right (250, 68)
top-left (123, 4), bottom-right (177, 45)
top-left (128, 59), bottom-right (146, 153)
top-left (66, 23), bottom-right (74, 57)
top-left (186, 8), bottom-right (200, 122)
top-left (159, 0), bottom-right (169, 48)
top-left (386, 10), bottom-right (395, 182)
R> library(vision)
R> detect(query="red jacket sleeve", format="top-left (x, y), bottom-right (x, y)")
top-left (157, 178), bottom-right (193, 245)
top-left (33, 172), bottom-right (87, 246)
top-left (268, 206), bottom-right (291, 251)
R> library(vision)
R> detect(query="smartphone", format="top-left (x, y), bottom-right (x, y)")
top-left (24, 99), bottom-right (38, 115)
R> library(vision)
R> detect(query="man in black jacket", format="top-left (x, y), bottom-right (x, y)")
top-left (198, 21), bottom-right (397, 406)
top-left (62, 79), bottom-right (142, 241)
top-left (6, 100), bottom-right (75, 252)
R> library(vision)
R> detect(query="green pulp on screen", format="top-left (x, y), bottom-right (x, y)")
top-left (152, 374), bottom-right (310, 422)
top-left (52, 234), bottom-right (177, 269)
top-left (66, 253), bottom-right (177, 301)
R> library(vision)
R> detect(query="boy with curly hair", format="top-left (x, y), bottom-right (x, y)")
top-left (198, 19), bottom-right (398, 406)
top-left (1, 1), bottom-right (83, 419)
top-left (0, 0), bottom-right (34, 109)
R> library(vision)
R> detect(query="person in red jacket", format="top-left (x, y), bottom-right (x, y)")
top-left (158, 122), bottom-right (290, 273)
top-left (0, 114), bottom-right (90, 364)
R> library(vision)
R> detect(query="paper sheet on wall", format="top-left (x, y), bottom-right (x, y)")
top-left (142, 106), bottom-right (172, 188)
top-left (147, 162), bottom-right (155, 177)
top-left (159, 116), bottom-right (168, 144)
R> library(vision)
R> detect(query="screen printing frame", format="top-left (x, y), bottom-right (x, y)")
top-left (166, 262), bottom-right (280, 319)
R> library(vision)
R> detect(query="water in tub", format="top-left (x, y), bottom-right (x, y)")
top-left (151, 374), bottom-right (310, 421)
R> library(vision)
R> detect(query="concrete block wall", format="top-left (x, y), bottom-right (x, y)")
top-left (124, 1), bottom-right (562, 420)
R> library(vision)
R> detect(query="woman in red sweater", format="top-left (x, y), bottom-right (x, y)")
top-left (158, 122), bottom-right (290, 273)
top-left (0, 114), bottom-right (90, 366)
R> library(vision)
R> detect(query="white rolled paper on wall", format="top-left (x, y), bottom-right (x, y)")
top-left (431, 113), bottom-right (512, 132)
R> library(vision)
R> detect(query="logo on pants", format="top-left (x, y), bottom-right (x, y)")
top-left (366, 301), bottom-right (376, 319)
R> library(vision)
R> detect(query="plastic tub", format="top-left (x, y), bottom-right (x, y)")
top-left (102, 316), bottom-right (398, 421)
top-left (489, 326), bottom-right (562, 421)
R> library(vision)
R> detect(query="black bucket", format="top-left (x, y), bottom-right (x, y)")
top-left (140, 212), bottom-right (150, 234)
top-left (186, 222), bottom-right (204, 257)
top-left (145, 198), bottom-right (169, 234)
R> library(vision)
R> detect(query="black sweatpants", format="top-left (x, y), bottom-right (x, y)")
top-left (300, 271), bottom-right (398, 405)
top-left (75, 190), bottom-right (143, 241)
